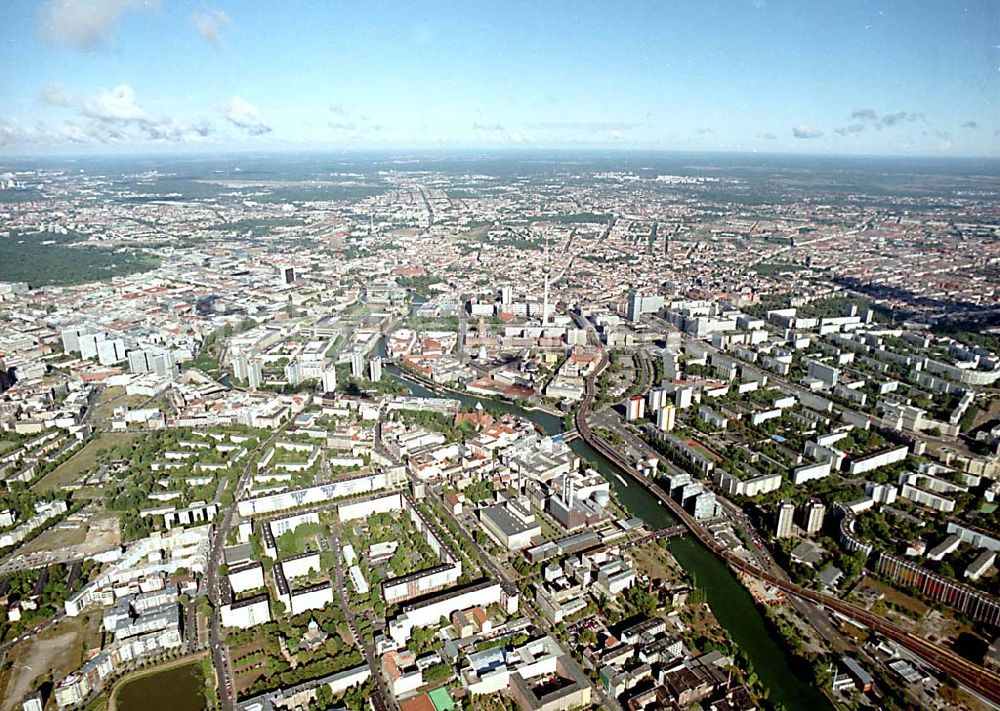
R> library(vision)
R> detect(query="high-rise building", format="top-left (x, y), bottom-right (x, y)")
top-left (129, 349), bottom-right (178, 379)
top-left (662, 350), bottom-right (681, 381)
top-left (675, 386), bottom-right (694, 410)
top-left (22, 691), bottom-right (43, 711)
top-left (247, 359), bottom-right (263, 390)
top-left (233, 355), bottom-right (249, 382)
top-left (350, 353), bottom-right (365, 379)
top-left (800, 499), bottom-right (826, 535)
top-left (627, 290), bottom-right (665, 322)
top-left (281, 266), bottom-right (296, 285)
top-left (691, 491), bottom-right (717, 521)
top-left (78, 332), bottom-right (108, 360)
top-left (150, 351), bottom-right (177, 379)
top-left (541, 239), bottom-right (551, 327)
top-left (626, 290), bottom-right (642, 322)
top-left (647, 387), bottom-right (669, 412)
top-left (499, 285), bottom-right (513, 306)
top-left (321, 367), bottom-right (337, 394)
top-left (61, 326), bottom-right (87, 353)
top-left (284, 360), bottom-right (302, 386)
top-left (775, 501), bottom-right (795, 539)
top-left (657, 405), bottom-right (676, 432)
top-left (626, 395), bottom-right (645, 421)
top-left (97, 338), bottom-right (127, 366)
top-left (369, 356), bottom-right (382, 382)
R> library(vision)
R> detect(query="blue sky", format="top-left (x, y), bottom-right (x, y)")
top-left (1, 0), bottom-right (998, 155)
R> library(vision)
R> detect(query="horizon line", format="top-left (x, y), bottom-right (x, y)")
top-left (3, 145), bottom-right (1000, 163)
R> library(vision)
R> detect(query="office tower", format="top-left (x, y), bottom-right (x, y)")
top-left (627, 290), bottom-right (642, 322)
top-left (775, 501), bottom-right (795, 539)
top-left (369, 356), bottom-right (382, 382)
top-left (627, 290), bottom-right (665, 322)
top-left (350, 353), bottom-right (365, 379)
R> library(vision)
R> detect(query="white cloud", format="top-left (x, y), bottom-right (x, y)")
top-left (472, 121), bottom-right (528, 145)
top-left (193, 9), bottom-right (231, 46)
top-left (327, 105), bottom-right (385, 136)
top-left (38, 0), bottom-right (152, 50)
top-left (792, 126), bottom-right (823, 139)
top-left (41, 84), bottom-right (73, 107)
top-left (473, 122), bottom-right (505, 133)
top-left (221, 96), bottom-right (271, 135)
top-left (528, 121), bottom-right (641, 132)
top-left (0, 121), bottom-right (19, 146)
top-left (83, 84), bottom-right (152, 124)
top-left (4, 84), bottom-right (216, 147)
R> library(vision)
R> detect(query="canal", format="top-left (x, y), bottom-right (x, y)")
top-left (388, 365), bottom-right (830, 710)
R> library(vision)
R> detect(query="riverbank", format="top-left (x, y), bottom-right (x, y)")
top-left (391, 364), bottom-right (563, 416)
top-left (387, 366), bottom-right (833, 709)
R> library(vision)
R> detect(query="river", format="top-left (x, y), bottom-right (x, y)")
top-left (386, 364), bottom-right (830, 710)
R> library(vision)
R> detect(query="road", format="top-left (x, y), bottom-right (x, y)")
top-left (571, 321), bottom-right (1000, 705)
top-left (329, 522), bottom-right (397, 711)
top-left (205, 427), bottom-right (283, 711)
top-left (424, 488), bottom-right (622, 711)
top-left (662, 323), bottom-right (977, 453)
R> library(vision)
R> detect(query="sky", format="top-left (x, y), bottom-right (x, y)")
top-left (1, 0), bottom-right (999, 156)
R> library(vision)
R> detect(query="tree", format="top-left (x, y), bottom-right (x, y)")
top-left (313, 684), bottom-right (334, 709)
top-left (422, 662), bottom-right (452, 683)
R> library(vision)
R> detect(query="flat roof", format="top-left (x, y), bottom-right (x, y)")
top-left (480, 503), bottom-right (534, 537)
top-left (428, 688), bottom-right (455, 711)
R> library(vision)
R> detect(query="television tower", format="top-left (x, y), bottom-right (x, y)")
top-left (541, 231), bottom-right (551, 327)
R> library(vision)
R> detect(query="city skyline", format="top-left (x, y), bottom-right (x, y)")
top-left (1, 0), bottom-right (999, 157)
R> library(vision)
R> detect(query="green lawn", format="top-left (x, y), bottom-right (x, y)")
top-left (33, 432), bottom-right (140, 493)
top-left (0, 438), bottom-right (23, 455)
